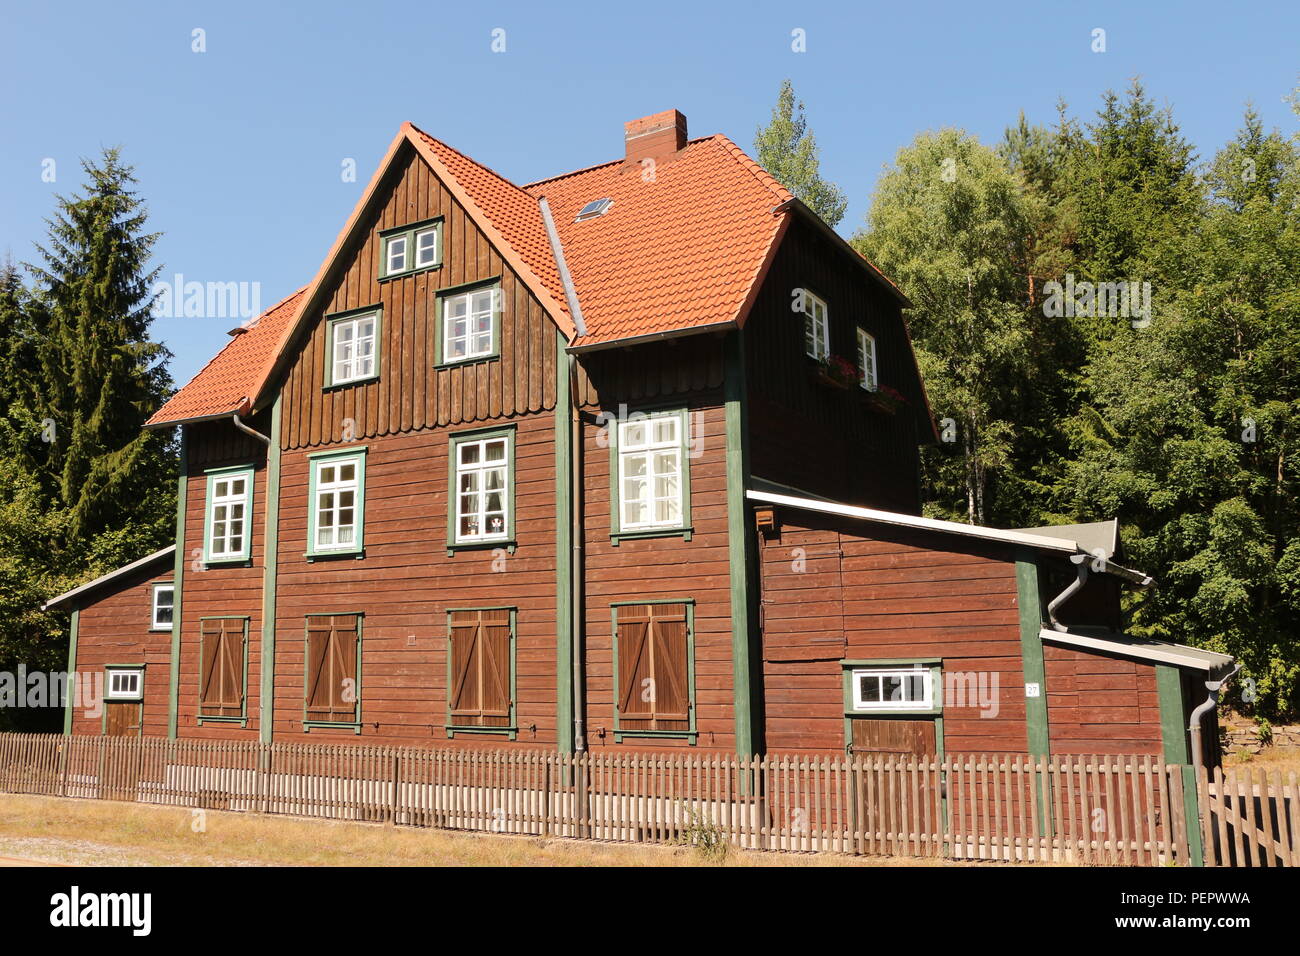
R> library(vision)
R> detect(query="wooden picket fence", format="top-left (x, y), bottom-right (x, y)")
top-left (0, 733), bottom-right (1292, 865)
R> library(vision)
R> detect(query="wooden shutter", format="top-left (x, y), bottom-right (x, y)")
top-left (199, 619), bottom-right (244, 717)
top-left (616, 603), bottom-right (690, 732)
top-left (305, 614), bottom-right (359, 722)
top-left (449, 609), bottom-right (512, 727)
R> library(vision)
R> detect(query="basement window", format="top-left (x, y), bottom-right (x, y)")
top-left (574, 198), bottom-right (613, 222)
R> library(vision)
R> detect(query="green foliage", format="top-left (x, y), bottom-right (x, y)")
top-left (754, 79), bottom-right (848, 227)
top-left (0, 148), bottom-right (176, 729)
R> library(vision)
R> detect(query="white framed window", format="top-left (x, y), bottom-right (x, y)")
top-left (442, 287), bottom-right (498, 363)
top-left (310, 453), bottom-right (365, 554)
top-left (453, 434), bottom-right (510, 543)
top-left (205, 468), bottom-right (253, 562)
top-left (106, 668), bottom-right (143, 701)
top-left (329, 311), bottom-right (378, 385)
top-left (414, 226), bottom-right (439, 268)
top-left (151, 584), bottom-right (174, 631)
top-left (857, 327), bottom-right (878, 391)
top-left (617, 413), bottom-right (685, 531)
top-left (851, 666), bottom-right (934, 712)
top-left (385, 234), bottom-right (408, 275)
top-left (804, 291), bottom-right (829, 361)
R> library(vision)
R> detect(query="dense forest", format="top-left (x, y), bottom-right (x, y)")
top-left (2, 78), bottom-right (1296, 731)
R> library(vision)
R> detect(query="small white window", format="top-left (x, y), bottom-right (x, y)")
top-left (414, 226), bottom-right (439, 268)
top-left (207, 472), bottom-right (251, 561)
top-left (312, 456), bottom-right (363, 552)
top-left (151, 585), bottom-right (174, 631)
top-left (618, 414), bottom-right (683, 530)
top-left (851, 667), bottom-right (933, 712)
top-left (331, 313), bottom-right (377, 385)
top-left (443, 288), bottom-right (497, 362)
top-left (454, 437), bottom-right (509, 542)
top-left (106, 668), bottom-right (142, 700)
top-left (804, 292), bottom-right (829, 361)
top-left (385, 235), bottom-right (408, 275)
top-left (857, 328), bottom-right (878, 391)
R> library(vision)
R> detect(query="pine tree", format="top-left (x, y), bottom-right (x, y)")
top-left (754, 79), bottom-right (848, 227)
top-left (22, 148), bottom-right (175, 541)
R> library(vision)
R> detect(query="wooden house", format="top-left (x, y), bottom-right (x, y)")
top-left (46, 110), bottom-right (1233, 770)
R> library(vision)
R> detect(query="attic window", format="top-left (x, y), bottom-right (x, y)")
top-left (574, 198), bottom-right (613, 222)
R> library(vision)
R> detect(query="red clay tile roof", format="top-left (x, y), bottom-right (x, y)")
top-left (525, 135), bottom-right (791, 348)
top-left (147, 122), bottom-right (885, 426)
top-left (145, 288), bottom-right (305, 426)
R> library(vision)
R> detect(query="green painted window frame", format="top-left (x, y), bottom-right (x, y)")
top-left (444, 606), bottom-right (518, 739)
top-left (608, 406), bottom-right (693, 544)
top-left (203, 464), bottom-right (255, 565)
top-left (301, 612), bottom-right (364, 733)
top-left (196, 616), bottom-right (250, 727)
top-left (610, 599), bottom-right (698, 744)
top-left (323, 305), bottom-right (382, 390)
top-left (841, 658), bottom-right (945, 758)
top-left (306, 446), bottom-right (368, 559)
top-left (150, 582), bottom-right (175, 632)
top-left (433, 276), bottom-right (503, 368)
top-left (101, 663), bottom-right (145, 736)
top-left (446, 424), bottom-right (516, 555)
top-left (378, 216), bottom-right (443, 281)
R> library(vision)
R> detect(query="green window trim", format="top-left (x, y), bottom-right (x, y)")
top-left (444, 606), bottom-right (518, 739)
top-left (101, 663), bottom-right (146, 737)
top-left (196, 616), bottom-right (251, 727)
top-left (323, 305), bottom-right (382, 390)
top-left (378, 216), bottom-right (444, 281)
top-left (150, 582), bottom-right (175, 632)
top-left (305, 446), bottom-right (368, 560)
top-left (446, 424), bottom-right (516, 555)
top-left (608, 406), bottom-right (693, 545)
top-left (433, 276), bottom-right (503, 368)
top-left (301, 612), bottom-right (364, 733)
top-left (611, 599), bottom-right (698, 744)
top-left (202, 464), bottom-right (255, 565)
top-left (841, 658), bottom-right (944, 718)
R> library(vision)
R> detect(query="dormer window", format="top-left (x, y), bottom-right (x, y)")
top-left (379, 218), bottom-right (443, 280)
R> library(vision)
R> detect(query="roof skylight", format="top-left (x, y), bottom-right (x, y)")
top-left (574, 198), bottom-right (613, 222)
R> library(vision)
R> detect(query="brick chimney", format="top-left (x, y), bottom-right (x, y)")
top-left (624, 109), bottom-right (688, 165)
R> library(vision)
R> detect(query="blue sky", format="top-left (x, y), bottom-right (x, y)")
top-left (3, 0), bottom-right (1297, 386)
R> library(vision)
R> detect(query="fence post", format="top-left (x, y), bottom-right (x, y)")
top-left (542, 759), bottom-right (551, 840)
top-left (389, 751), bottom-right (400, 824)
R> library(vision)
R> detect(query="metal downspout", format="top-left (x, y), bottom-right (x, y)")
top-left (1046, 555), bottom-right (1090, 631)
top-left (1189, 664), bottom-right (1241, 776)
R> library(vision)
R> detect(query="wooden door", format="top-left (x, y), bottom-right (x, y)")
top-left (851, 718), bottom-right (937, 755)
top-left (104, 701), bottom-right (140, 736)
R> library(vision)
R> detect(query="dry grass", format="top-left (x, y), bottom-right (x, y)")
top-left (1223, 747), bottom-right (1300, 777)
top-left (0, 794), bottom-right (993, 867)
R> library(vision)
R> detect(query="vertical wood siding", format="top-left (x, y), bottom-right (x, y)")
top-left (743, 218), bottom-right (923, 511)
top-left (279, 145), bottom-right (557, 450)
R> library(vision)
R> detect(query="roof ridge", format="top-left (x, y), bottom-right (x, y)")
top-left (709, 134), bottom-right (794, 205)
top-left (522, 135), bottom-right (723, 191)
top-left (407, 122), bottom-right (534, 198)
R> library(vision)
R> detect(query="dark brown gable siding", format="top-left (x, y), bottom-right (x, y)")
top-left (69, 564), bottom-right (174, 737)
top-left (743, 217), bottom-right (923, 511)
top-left (759, 512), bottom-right (1027, 755)
top-left (575, 336), bottom-right (725, 408)
top-left (1045, 644), bottom-right (1162, 755)
top-left (280, 146), bottom-right (557, 451)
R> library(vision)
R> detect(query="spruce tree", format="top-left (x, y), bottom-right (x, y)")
top-left (754, 79), bottom-right (848, 227)
top-left (22, 147), bottom-right (174, 541)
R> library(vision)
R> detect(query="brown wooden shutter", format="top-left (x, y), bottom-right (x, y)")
top-left (305, 614), bottom-right (359, 722)
top-left (616, 603), bottom-right (690, 732)
top-left (199, 619), bottom-right (244, 717)
top-left (449, 609), bottom-right (512, 727)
